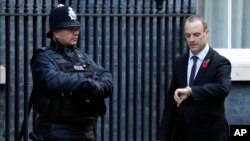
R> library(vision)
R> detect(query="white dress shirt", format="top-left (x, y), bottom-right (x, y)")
top-left (187, 43), bottom-right (209, 86)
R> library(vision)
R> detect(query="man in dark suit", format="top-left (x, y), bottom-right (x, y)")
top-left (157, 15), bottom-right (231, 141)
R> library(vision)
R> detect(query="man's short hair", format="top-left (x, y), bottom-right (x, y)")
top-left (184, 15), bottom-right (208, 30)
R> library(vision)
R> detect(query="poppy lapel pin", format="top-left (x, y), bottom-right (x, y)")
top-left (202, 59), bottom-right (210, 68)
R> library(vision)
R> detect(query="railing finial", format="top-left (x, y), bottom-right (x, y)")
top-left (58, 0), bottom-right (66, 5)
top-left (155, 0), bottom-right (165, 12)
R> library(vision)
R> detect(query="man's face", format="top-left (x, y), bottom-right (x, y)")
top-left (53, 27), bottom-right (80, 46)
top-left (184, 20), bottom-right (208, 55)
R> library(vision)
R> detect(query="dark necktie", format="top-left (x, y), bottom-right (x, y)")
top-left (189, 56), bottom-right (198, 86)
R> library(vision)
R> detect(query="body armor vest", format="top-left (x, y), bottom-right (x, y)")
top-left (33, 46), bottom-right (105, 123)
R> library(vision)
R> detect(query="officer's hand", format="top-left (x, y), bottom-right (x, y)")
top-left (97, 81), bottom-right (112, 98)
top-left (88, 80), bottom-right (104, 99)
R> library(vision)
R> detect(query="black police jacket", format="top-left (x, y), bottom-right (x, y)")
top-left (30, 41), bottom-right (113, 122)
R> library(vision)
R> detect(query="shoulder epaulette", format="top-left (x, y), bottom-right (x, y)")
top-left (35, 46), bottom-right (51, 53)
top-left (30, 47), bottom-right (51, 65)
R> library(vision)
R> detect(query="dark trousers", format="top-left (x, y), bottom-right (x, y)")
top-left (35, 118), bottom-right (96, 141)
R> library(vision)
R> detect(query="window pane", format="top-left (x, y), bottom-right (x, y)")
top-left (232, 0), bottom-right (250, 48)
top-left (197, 0), bottom-right (228, 48)
top-left (205, 0), bottom-right (228, 48)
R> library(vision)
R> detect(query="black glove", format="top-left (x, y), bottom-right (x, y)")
top-left (98, 81), bottom-right (112, 98)
top-left (85, 79), bottom-right (104, 101)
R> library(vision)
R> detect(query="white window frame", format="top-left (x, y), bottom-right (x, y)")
top-left (197, 0), bottom-right (250, 81)
top-left (0, 65), bottom-right (6, 84)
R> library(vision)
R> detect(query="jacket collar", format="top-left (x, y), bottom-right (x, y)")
top-left (50, 40), bottom-right (75, 52)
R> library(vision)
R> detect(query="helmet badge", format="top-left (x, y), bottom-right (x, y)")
top-left (68, 7), bottom-right (77, 20)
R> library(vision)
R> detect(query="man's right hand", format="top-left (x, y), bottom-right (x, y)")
top-left (174, 86), bottom-right (191, 107)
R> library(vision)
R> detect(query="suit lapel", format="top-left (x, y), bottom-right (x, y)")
top-left (192, 48), bottom-right (214, 85)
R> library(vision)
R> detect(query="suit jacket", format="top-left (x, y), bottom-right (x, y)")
top-left (157, 47), bottom-right (231, 141)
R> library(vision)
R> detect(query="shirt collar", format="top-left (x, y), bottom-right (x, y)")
top-left (189, 43), bottom-right (209, 61)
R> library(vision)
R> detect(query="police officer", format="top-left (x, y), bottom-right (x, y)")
top-left (30, 4), bottom-right (113, 141)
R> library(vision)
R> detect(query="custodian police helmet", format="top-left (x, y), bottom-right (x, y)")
top-left (46, 4), bottom-right (81, 38)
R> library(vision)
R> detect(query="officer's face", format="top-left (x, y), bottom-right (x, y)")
top-left (53, 27), bottom-right (80, 46)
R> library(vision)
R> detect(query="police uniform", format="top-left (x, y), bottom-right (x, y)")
top-left (30, 5), bottom-right (113, 141)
